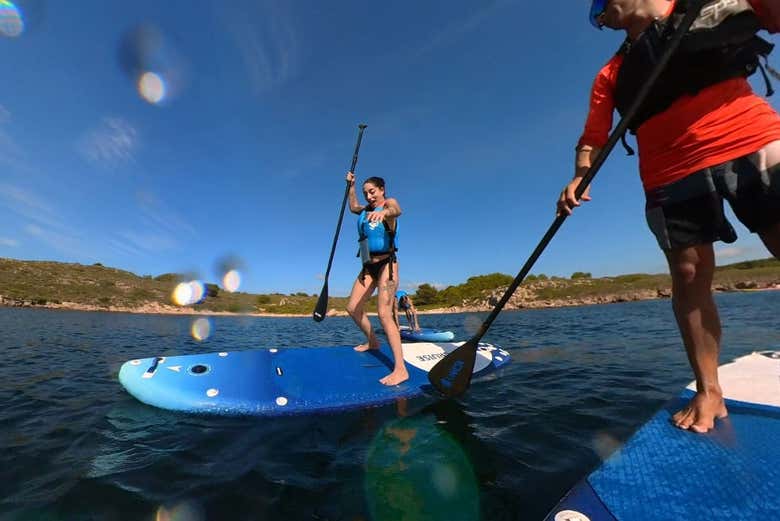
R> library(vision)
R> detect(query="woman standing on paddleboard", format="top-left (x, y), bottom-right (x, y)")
top-left (346, 171), bottom-right (409, 386)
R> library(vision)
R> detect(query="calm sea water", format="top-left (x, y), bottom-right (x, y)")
top-left (1, 291), bottom-right (779, 521)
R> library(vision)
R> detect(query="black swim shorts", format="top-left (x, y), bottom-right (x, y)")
top-left (645, 153), bottom-right (780, 251)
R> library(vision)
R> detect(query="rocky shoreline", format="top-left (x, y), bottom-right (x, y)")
top-left (2, 280), bottom-right (778, 318)
top-left (0, 296), bottom-right (312, 317)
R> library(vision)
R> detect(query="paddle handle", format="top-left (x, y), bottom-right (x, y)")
top-left (322, 124), bottom-right (367, 281)
top-left (349, 124), bottom-right (368, 172)
top-left (471, 0), bottom-right (708, 340)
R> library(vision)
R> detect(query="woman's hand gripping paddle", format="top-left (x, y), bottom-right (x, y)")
top-left (428, 0), bottom-right (708, 396)
top-left (313, 124), bottom-right (368, 321)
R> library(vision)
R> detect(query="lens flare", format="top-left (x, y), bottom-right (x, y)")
top-left (222, 269), bottom-right (241, 292)
top-left (592, 431), bottom-right (622, 461)
top-left (215, 255), bottom-right (245, 292)
top-left (118, 23), bottom-right (187, 105)
top-left (188, 281), bottom-right (205, 304)
top-left (172, 282), bottom-right (191, 306)
top-left (138, 71), bottom-right (166, 104)
top-left (364, 416), bottom-right (479, 521)
top-left (0, 0), bottom-right (23, 37)
top-left (172, 280), bottom-right (205, 306)
top-left (191, 317), bottom-right (212, 341)
top-left (155, 500), bottom-right (205, 521)
top-left (463, 314), bottom-right (483, 336)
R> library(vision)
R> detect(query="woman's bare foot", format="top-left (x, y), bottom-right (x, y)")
top-left (354, 340), bottom-right (380, 352)
top-left (379, 368), bottom-right (409, 386)
top-left (672, 391), bottom-right (728, 433)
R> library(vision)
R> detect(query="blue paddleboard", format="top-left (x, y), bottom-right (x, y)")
top-left (399, 326), bottom-right (455, 342)
top-left (544, 350), bottom-right (780, 521)
top-left (119, 341), bottom-right (511, 416)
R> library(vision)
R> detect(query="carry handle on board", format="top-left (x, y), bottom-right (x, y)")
top-left (427, 0), bottom-right (709, 397)
top-left (313, 124), bottom-right (368, 322)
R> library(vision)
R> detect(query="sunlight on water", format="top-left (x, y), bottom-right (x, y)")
top-left (155, 500), bottom-right (205, 521)
top-left (138, 71), bottom-right (166, 104)
top-left (515, 346), bottom-right (567, 363)
top-left (118, 24), bottom-right (187, 105)
top-left (172, 280), bottom-right (205, 306)
top-left (190, 317), bottom-right (211, 341)
top-left (364, 415), bottom-right (479, 521)
top-left (222, 269), bottom-right (241, 292)
top-left (0, 0), bottom-right (23, 37)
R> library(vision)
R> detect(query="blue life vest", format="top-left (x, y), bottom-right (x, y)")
top-left (357, 207), bottom-right (398, 254)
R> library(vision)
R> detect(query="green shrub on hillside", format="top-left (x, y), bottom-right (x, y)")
top-left (154, 273), bottom-right (181, 282)
top-left (1, 257), bottom-right (778, 314)
top-left (414, 284), bottom-right (438, 305)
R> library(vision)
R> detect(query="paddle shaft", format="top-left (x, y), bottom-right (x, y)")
top-left (466, 1), bottom-right (708, 342)
top-left (321, 124), bottom-right (367, 281)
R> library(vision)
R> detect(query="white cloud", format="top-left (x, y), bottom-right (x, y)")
top-left (135, 190), bottom-right (197, 237)
top-left (411, 1), bottom-right (509, 60)
top-left (0, 183), bottom-right (65, 231)
top-left (0, 182), bottom-right (185, 261)
top-left (716, 247), bottom-right (746, 259)
top-left (405, 281), bottom-right (448, 291)
top-left (0, 184), bottom-right (89, 258)
top-left (0, 184), bottom-right (49, 213)
top-left (117, 230), bottom-right (179, 254)
top-left (78, 117), bottom-right (138, 167)
top-left (0, 237), bottom-right (18, 247)
top-left (107, 237), bottom-right (144, 257)
top-left (24, 222), bottom-right (87, 257)
top-left (24, 223), bottom-right (43, 236)
top-left (0, 105), bottom-right (26, 171)
top-left (222, 0), bottom-right (299, 94)
top-left (104, 190), bottom-right (199, 258)
top-left (714, 241), bottom-right (773, 265)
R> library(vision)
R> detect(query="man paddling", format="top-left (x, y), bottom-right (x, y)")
top-left (558, 0), bottom-right (780, 432)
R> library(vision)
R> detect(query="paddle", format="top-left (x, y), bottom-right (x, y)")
top-left (313, 124), bottom-right (368, 321)
top-left (428, 0), bottom-right (708, 397)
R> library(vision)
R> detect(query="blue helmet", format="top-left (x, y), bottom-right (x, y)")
top-left (395, 290), bottom-right (407, 300)
top-left (590, 0), bottom-right (607, 30)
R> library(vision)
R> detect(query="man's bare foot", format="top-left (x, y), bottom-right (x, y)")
top-left (379, 368), bottom-right (409, 386)
top-left (672, 391), bottom-right (728, 433)
top-left (354, 341), bottom-right (379, 352)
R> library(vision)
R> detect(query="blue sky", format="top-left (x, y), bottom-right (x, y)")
top-left (1, 0), bottom-right (779, 296)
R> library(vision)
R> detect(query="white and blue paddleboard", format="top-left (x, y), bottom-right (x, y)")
top-left (545, 350), bottom-right (780, 521)
top-left (399, 326), bottom-right (455, 342)
top-left (119, 341), bottom-right (510, 416)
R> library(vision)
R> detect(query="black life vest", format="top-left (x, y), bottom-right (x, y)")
top-left (614, 0), bottom-right (776, 135)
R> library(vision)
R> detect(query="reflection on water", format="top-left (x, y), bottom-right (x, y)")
top-left (365, 401), bottom-right (481, 521)
top-left (1, 291), bottom-right (779, 520)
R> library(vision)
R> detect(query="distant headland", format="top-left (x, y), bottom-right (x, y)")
top-left (1, 257), bottom-right (778, 317)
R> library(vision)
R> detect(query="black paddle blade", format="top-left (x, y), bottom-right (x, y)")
top-left (427, 338), bottom-right (478, 397)
top-left (312, 283), bottom-right (328, 322)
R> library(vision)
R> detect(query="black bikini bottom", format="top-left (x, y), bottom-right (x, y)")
top-left (360, 255), bottom-right (395, 283)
